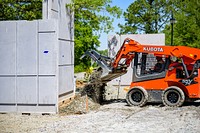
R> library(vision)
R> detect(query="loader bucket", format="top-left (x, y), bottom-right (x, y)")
top-left (81, 50), bottom-right (128, 83)
top-left (100, 69), bottom-right (127, 83)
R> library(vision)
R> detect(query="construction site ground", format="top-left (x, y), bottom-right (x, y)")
top-left (1, 95), bottom-right (200, 132)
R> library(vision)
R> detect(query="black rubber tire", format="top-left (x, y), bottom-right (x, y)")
top-left (126, 87), bottom-right (148, 107)
top-left (162, 86), bottom-right (185, 107)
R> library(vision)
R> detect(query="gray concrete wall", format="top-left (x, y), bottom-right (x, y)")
top-left (43, 0), bottom-right (75, 101)
top-left (0, 20), bottom-right (58, 113)
top-left (0, 0), bottom-right (74, 113)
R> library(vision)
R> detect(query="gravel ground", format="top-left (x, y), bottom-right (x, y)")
top-left (1, 101), bottom-right (200, 133)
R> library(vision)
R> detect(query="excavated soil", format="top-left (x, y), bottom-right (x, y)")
top-left (59, 95), bottom-right (100, 115)
top-left (59, 78), bottom-right (104, 115)
top-left (59, 69), bottom-right (106, 116)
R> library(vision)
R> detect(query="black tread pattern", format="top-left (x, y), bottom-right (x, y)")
top-left (126, 86), bottom-right (148, 107)
top-left (162, 86), bottom-right (185, 107)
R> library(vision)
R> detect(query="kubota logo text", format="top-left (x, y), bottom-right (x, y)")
top-left (143, 47), bottom-right (164, 52)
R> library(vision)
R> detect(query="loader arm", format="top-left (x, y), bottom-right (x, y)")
top-left (112, 38), bottom-right (200, 69)
top-left (81, 50), bottom-right (127, 83)
top-left (80, 50), bottom-right (112, 73)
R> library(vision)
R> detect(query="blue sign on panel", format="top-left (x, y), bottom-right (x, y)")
top-left (44, 50), bottom-right (49, 53)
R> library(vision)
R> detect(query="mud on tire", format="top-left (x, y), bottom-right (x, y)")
top-left (126, 87), bottom-right (148, 107)
top-left (162, 86), bottom-right (185, 107)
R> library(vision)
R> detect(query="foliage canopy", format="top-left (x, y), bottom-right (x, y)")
top-left (68, 0), bottom-right (121, 72)
top-left (0, 0), bottom-right (42, 20)
top-left (164, 0), bottom-right (200, 47)
top-left (119, 0), bottom-right (173, 34)
top-left (119, 0), bottom-right (200, 48)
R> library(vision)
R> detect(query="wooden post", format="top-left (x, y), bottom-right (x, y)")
top-left (86, 95), bottom-right (89, 112)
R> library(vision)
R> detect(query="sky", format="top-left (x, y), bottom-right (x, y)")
top-left (98, 0), bottom-right (133, 50)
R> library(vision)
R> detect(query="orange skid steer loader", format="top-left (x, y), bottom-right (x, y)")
top-left (81, 38), bottom-right (200, 107)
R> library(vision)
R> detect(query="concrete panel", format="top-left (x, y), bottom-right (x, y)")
top-left (42, 0), bottom-right (53, 19)
top-left (120, 65), bottom-right (133, 85)
top-left (66, 0), bottom-right (75, 41)
top-left (59, 19), bottom-right (72, 40)
top-left (39, 33), bottom-right (57, 75)
top-left (0, 21), bottom-right (16, 43)
top-left (38, 19), bottom-right (57, 32)
top-left (58, 0), bottom-right (73, 40)
top-left (39, 77), bottom-right (57, 104)
top-left (59, 65), bottom-right (74, 95)
top-left (0, 106), bottom-right (16, 113)
top-left (17, 105), bottom-right (56, 113)
top-left (108, 35), bottom-right (121, 58)
top-left (71, 42), bottom-right (74, 64)
top-left (52, 0), bottom-right (59, 11)
top-left (0, 77), bottom-right (15, 103)
top-left (42, 0), bottom-right (74, 39)
top-left (47, 0), bottom-right (58, 19)
top-left (52, 0), bottom-right (59, 19)
top-left (17, 21), bottom-right (37, 75)
top-left (0, 21), bottom-right (16, 75)
top-left (59, 41), bottom-right (73, 65)
top-left (109, 64), bottom-right (134, 86)
top-left (17, 77), bottom-right (37, 104)
top-left (0, 0), bottom-right (74, 113)
top-left (120, 34), bottom-right (165, 46)
top-left (51, 11), bottom-right (59, 19)
top-left (42, 0), bottom-right (48, 19)
top-left (58, 0), bottom-right (67, 19)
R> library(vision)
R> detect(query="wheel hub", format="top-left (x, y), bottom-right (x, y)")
top-left (131, 92), bottom-right (142, 102)
top-left (167, 92), bottom-right (179, 103)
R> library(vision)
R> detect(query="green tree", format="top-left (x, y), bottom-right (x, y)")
top-left (164, 0), bottom-right (200, 47)
top-left (119, 0), bottom-right (173, 34)
top-left (98, 49), bottom-right (108, 56)
top-left (68, 0), bottom-right (122, 72)
top-left (0, 0), bottom-right (42, 20)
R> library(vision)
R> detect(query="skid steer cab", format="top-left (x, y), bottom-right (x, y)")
top-left (127, 53), bottom-right (200, 107)
top-left (82, 38), bottom-right (200, 107)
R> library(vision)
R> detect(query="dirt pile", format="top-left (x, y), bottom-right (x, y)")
top-left (59, 94), bottom-right (100, 115)
top-left (75, 80), bottom-right (85, 89)
top-left (59, 69), bottom-right (106, 115)
top-left (59, 81), bottom-right (105, 115)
